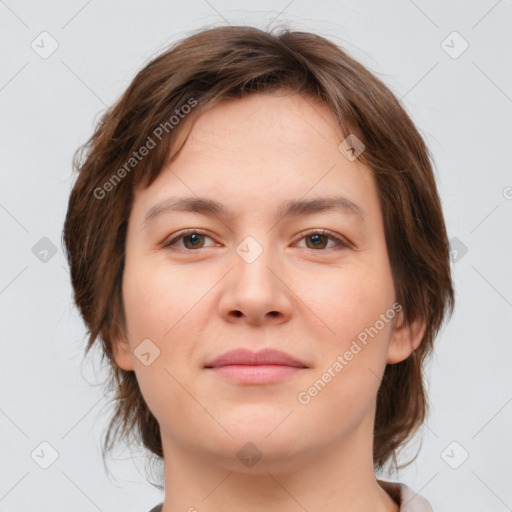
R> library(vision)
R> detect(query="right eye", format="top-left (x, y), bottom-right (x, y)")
top-left (162, 229), bottom-right (218, 251)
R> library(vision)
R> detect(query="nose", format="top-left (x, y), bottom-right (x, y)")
top-left (217, 238), bottom-right (294, 326)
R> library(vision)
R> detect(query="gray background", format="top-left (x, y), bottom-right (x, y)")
top-left (1, 1), bottom-right (511, 511)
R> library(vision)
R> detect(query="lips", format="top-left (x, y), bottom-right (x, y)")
top-left (204, 348), bottom-right (307, 368)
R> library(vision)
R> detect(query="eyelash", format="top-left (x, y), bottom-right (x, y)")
top-left (161, 228), bottom-right (350, 252)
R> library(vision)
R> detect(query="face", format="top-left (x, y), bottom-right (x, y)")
top-left (113, 92), bottom-right (423, 471)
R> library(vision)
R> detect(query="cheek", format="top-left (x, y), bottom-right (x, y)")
top-left (122, 259), bottom-right (198, 340)
top-left (294, 258), bottom-right (396, 411)
top-left (299, 261), bottom-right (395, 343)
top-left (121, 263), bottom-right (203, 423)
top-left (122, 258), bottom-right (212, 391)
top-left (295, 293), bottom-right (396, 439)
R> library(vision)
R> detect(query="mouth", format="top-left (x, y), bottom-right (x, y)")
top-left (204, 348), bottom-right (308, 385)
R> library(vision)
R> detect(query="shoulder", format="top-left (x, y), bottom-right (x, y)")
top-left (378, 479), bottom-right (434, 512)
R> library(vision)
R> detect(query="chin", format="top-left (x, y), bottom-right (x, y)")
top-left (206, 436), bottom-right (306, 475)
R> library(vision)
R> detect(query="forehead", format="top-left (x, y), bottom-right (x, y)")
top-left (131, 93), bottom-right (381, 228)
top-left (182, 93), bottom-right (344, 156)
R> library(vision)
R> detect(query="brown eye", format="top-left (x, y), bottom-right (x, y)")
top-left (296, 230), bottom-right (349, 251)
top-left (163, 230), bottom-right (215, 251)
top-left (305, 233), bottom-right (329, 249)
top-left (182, 232), bottom-right (205, 249)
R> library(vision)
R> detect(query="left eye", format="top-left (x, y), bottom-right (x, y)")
top-left (162, 229), bottom-right (349, 251)
top-left (296, 230), bottom-right (349, 250)
top-left (162, 229), bottom-right (217, 250)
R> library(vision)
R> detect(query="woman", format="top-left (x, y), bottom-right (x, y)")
top-left (63, 25), bottom-right (454, 512)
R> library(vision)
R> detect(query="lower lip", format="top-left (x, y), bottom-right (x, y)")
top-left (206, 364), bottom-right (305, 384)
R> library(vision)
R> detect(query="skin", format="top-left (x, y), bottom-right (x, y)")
top-left (113, 92), bottom-right (426, 512)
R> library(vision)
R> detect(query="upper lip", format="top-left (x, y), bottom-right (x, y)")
top-left (204, 348), bottom-right (308, 368)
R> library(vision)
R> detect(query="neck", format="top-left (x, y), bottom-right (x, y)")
top-left (159, 415), bottom-right (399, 512)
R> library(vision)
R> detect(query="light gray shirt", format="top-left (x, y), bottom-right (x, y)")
top-left (378, 479), bottom-right (434, 511)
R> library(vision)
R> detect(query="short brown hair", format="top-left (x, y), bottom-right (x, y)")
top-left (63, 24), bottom-right (454, 475)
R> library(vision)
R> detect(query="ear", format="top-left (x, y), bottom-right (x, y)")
top-left (386, 309), bottom-right (427, 365)
top-left (111, 331), bottom-right (134, 371)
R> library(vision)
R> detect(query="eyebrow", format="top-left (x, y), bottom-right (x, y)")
top-left (143, 195), bottom-right (366, 228)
